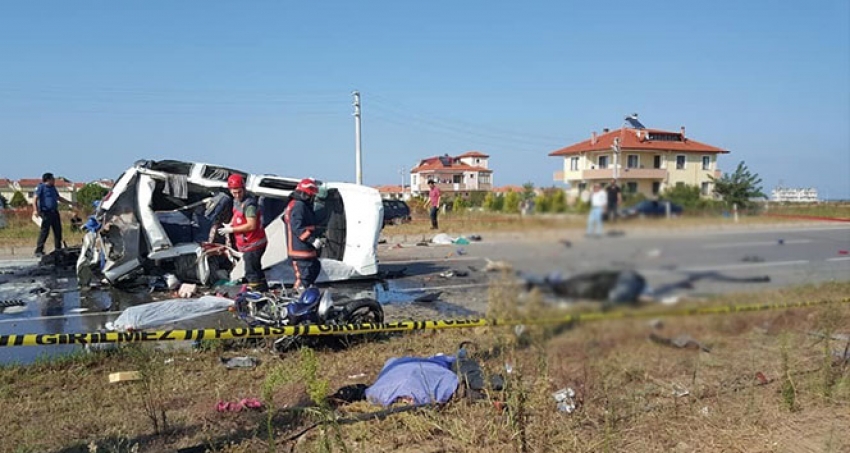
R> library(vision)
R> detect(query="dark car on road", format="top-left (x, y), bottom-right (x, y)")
top-left (619, 200), bottom-right (683, 219)
top-left (381, 199), bottom-right (412, 226)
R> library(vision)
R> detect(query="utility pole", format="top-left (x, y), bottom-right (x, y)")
top-left (399, 166), bottom-right (406, 198)
top-left (353, 91), bottom-right (362, 185)
top-left (611, 137), bottom-right (621, 181)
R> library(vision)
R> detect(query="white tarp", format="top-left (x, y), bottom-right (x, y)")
top-left (107, 295), bottom-right (234, 331)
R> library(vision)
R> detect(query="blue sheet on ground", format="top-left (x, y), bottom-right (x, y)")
top-left (365, 355), bottom-right (458, 406)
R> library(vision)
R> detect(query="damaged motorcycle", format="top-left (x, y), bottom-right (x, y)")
top-left (233, 285), bottom-right (384, 351)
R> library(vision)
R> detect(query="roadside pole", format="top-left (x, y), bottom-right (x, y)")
top-left (353, 91), bottom-right (362, 185)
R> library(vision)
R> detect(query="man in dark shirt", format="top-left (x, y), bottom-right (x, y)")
top-left (33, 172), bottom-right (75, 257)
top-left (605, 180), bottom-right (622, 223)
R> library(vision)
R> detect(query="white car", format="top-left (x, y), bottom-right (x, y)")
top-left (77, 159), bottom-right (383, 287)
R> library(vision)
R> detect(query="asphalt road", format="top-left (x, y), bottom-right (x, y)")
top-left (1, 223), bottom-right (847, 364)
top-left (378, 223), bottom-right (850, 307)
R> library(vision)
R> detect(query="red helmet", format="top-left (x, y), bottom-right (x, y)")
top-left (227, 174), bottom-right (245, 189)
top-left (296, 178), bottom-right (318, 196)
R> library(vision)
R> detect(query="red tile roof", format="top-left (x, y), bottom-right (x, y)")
top-left (493, 185), bottom-right (524, 194)
top-left (457, 151), bottom-right (489, 158)
top-left (17, 179), bottom-right (42, 188)
top-left (411, 156), bottom-right (492, 173)
top-left (16, 178), bottom-right (77, 189)
top-left (549, 127), bottom-right (728, 156)
top-left (375, 185), bottom-right (404, 193)
top-left (0, 178), bottom-right (12, 187)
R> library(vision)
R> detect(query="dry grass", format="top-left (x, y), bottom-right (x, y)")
top-left (0, 282), bottom-right (849, 452)
top-left (382, 210), bottom-right (817, 237)
top-left (0, 210), bottom-right (84, 252)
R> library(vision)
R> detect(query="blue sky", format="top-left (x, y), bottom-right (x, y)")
top-left (1, 1), bottom-right (848, 198)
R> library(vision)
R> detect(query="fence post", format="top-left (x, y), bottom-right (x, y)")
top-left (733, 203), bottom-right (739, 223)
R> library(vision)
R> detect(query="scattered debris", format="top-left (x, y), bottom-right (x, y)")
top-left (454, 237), bottom-right (470, 245)
top-left (648, 319), bottom-right (664, 330)
top-left (178, 283), bottom-right (197, 298)
top-left (456, 248), bottom-right (467, 256)
top-left (755, 371), bottom-right (770, 385)
top-left (347, 373), bottom-right (367, 380)
top-left (378, 238), bottom-right (387, 244)
top-left (109, 371), bottom-right (141, 383)
top-left (380, 267), bottom-right (408, 279)
top-left (484, 259), bottom-right (513, 272)
top-left (215, 398), bottom-right (263, 412)
top-left (741, 255), bottom-right (765, 263)
top-left (0, 299), bottom-right (25, 308)
top-left (660, 295), bottom-right (682, 305)
top-left (777, 239), bottom-right (784, 245)
top-left (839, 250), bottom-right (849, 255)
top-left (559, 239), bottom-right (572, 248)
top-left (416, 241), bottom-right (429, 247)
top-left (552, 387), bottom-right (578, 413)
top-left (699, 406), bottom-right (710, 417)
top-left (414, 292), bottom-right (442, 303)
top-left (165, 273), bottom-right (180, 290)
top-left (220, 356), bottom-right (258, 369)
top-left (431, 233), bottom-right (455, 245)
top-left (645, 248), bottom-right (662, 258)
top-left (523, 270), bottom-right (647, 305)
top-left (439, 270), bottom-right (469, 279)
top-left (330, 384), bottom-right (368, 405)
top-left (672, 384), bottom-right (689, 397)
top-left (649, 332), bottom-right (711, 352)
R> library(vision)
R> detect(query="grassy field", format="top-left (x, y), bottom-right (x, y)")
top-left (0, 209), bottom-right (84, 253)
top-left (1, 281), bottom-right (848, 452)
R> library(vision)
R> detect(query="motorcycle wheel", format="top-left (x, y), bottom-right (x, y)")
top-left (336, 298), bottom-right (384, 347)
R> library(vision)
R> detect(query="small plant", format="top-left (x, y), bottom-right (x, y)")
top-left (299, 347), bottom-right (348, 453)
top-left (125, 345), bottom-right (169, 434)
top-left (262, 364), bottom-right (293, 453)
top-left (779, 334), bottom-right (798, 412)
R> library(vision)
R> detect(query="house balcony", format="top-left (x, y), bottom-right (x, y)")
top-left (581, 168), bottom-right (667, 180)
top-left (417, 182), bottom-right (492, 193)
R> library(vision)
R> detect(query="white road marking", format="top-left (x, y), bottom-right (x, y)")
top-left (703, 239), bottom-right (812, 249)
top-left (826, 257), bottom-right (850, 262)
top-left (380, 256), bottom-right (482, 264)
top-left (391, 282), bottom-right (490, 293)
top-left (641, 260), bottom-right (810, 275)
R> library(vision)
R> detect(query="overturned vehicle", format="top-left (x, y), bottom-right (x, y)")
top-left (77, 160), bottom-right (383, 288)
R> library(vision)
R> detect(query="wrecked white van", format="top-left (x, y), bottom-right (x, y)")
top-left (77, 160), bottom-right (383, 287)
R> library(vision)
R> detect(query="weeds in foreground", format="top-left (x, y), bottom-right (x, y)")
top-left (125, 345), bottom-right (169, 434)
top-left (780, 334), bottom-right (799, 412)
top-left (261, 364), bottom-right (293, 453)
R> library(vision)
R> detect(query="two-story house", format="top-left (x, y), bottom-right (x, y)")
top-left (410, 151), bottom-right (493, 197)
top-left (549, 116), bottom-right (728, 199)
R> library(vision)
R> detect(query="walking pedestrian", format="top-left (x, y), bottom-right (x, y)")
top-left (586, 183), bottom-right (607, 238)
top-left (428, 180), bottom-right (441, 230)
top-left (605, 179), bottom-right (622, 222)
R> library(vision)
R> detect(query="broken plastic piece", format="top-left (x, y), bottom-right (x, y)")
top-left (221, 356), bottom-right (258, 369)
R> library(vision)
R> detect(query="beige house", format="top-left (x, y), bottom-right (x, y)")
top-left (410, 151), bottom-right (493, 197)
top-left (549, 116), bottom-right (728, 199)
top-left (0, 177), bottom-right (85, 207)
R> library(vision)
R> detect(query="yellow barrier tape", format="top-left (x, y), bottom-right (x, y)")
top-left (1, 297), bottom-right (848, 347)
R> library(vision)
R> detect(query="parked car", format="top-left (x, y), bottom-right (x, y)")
top-left (77, 159), bottom-right (383, 286)
top-left (619, 200), bottom-right (683, 219)
top-left (381, 199), bottom-right (411, 226)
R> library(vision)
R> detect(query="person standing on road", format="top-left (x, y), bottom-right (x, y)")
top-left (283, 178), bottom-right (326, 292)
top-left (428, 180), bottom-right (441, 230)
top-left (605, 179), bottom-right (622, 223)
top-left (218, 174), bottom-right (269, 292)
top-left (33, 172), bottom-right (75, 257)
top-left (586, 183), bottom-right (608, 237)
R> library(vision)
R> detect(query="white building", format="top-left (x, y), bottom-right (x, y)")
top-left (770, 187), bottom-right (819, 203)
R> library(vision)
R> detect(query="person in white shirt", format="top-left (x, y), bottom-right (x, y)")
top-left (587, 183), bottom-right (608, 237)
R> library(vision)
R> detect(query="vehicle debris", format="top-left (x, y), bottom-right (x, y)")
top-left (484, 259), bottom-right (513, 272)
top-left (414, 291), bottom-right (442, 303)
top-left (649, 332), bottom-right (711, 352)
top-left (220, 356), bottom-right (258, 369)
top-left (552, 387), bottom-right (578, 413)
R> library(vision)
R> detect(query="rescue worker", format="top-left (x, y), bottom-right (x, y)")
top-left (218, 174), bottom-right (268, 292)
top-left (283, 178), bottom-right (326, 292)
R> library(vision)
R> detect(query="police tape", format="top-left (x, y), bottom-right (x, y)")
top-left (1, 296), bottom-right (848, 347)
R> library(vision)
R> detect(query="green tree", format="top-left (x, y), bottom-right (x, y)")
top-left (549, 189), bottom-right (567, 213)
top-left (483, 192), bottom-right (503, 211)
top-left (503, 191), bottom-right (521, 213)
top-left (710, 161), bottom-right (766, 208)
top-left (451, 196), bottom-right (467, 213)
top-left (9, 191), bottom-right (28, 208)
top-left (534, 194), bottom-right (550, 213)
top-left (661, 184), bottom-right (702, 209)
top-left (521, 182), bottom-right (536, 200)
top-left (467, 191), bottom-right (487, 207)
top-left (76, 183), bottom-right (109, 214)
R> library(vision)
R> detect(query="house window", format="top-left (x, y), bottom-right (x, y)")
top-left (626, 182), bottom-right (638, 193)
top-left (598, 155), bottom-right (609, 169)
top-left (452, 174), bottom-right (463, 184)
top-left (676, 155), bottom-right (686, 170)
top-left (627, 155), bottom-right (639, 169)
top-left (701, 182), bottom-right (710, 195)
top-left (578, 182), bottom-right (587, 192)
top-left (570, 157), bottom-right (579, 171)
top-left (653, 155), bottom-right (662, 169)
top-left (479, 174), bottom-right (491, 184)
top-left (652, 182), bottom-right (661, 195)
top-left (475, 159), bottom-right (480, 165)
top-left (702, 156), bottom-right (710, 170)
